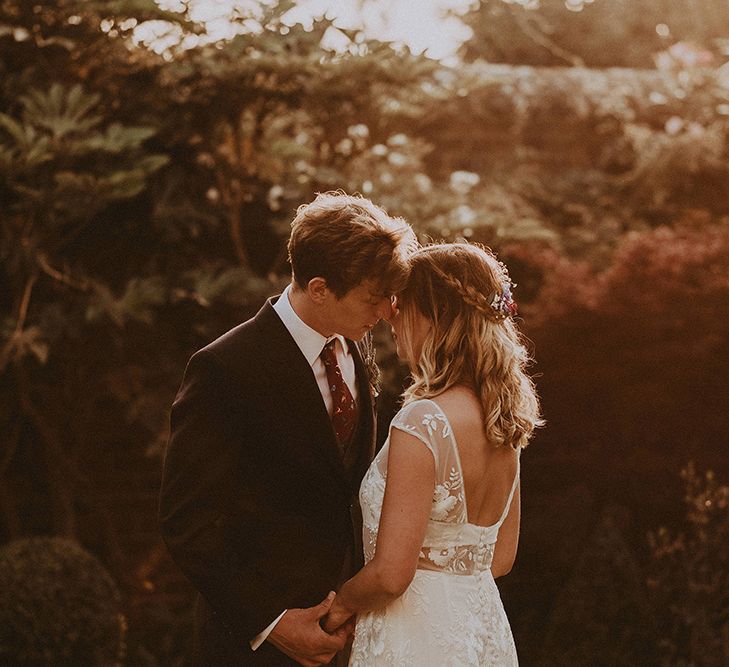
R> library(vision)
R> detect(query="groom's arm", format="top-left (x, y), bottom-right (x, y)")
top-left (160, 348), bottom-right (348, 662)
top-left (159, 349), bottom-right (285, 643)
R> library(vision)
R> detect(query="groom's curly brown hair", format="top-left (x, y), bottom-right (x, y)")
top-left (288, 191), bottom-right (416, 298)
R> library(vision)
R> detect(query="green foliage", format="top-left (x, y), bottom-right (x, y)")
top-left (1, 0), bottom-right (729, 664)
top-left (21, 83), bottom-right (102, 138)
top-left (461, 0), bottom-right (729, 68)
top-left (525, 220), bottom-right (729, 467)
top-left (618, 119), bottom-right (729, 208)
top-left (0, 537), bottom-right (125, 666)
top-left (411, 62), bottom-right (729, 264)
top-left (0, 81), bottom-right (168, 229)
top-left (147, 8), bottom-right (438, 270)
top-left (517, 220), bottom-right (729, 663)
top-left (87, 277), bottom-right (167, 326)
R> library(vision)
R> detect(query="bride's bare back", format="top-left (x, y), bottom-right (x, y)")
top-left (429, 385), bottom-right (521, 576)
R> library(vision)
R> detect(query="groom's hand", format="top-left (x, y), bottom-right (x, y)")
top-left (267, 591), bottom-right (348, 667)
top-left (321, 597), bottom-right (355, 635)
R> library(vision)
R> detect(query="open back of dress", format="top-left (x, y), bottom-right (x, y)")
top-left (351, 398), bottom-right (520, 666)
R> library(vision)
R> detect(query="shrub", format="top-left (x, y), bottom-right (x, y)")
top-left (0, 537), bottom-right (125, 666)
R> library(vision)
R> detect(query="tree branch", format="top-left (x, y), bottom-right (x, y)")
top-left (0, 273), bottom-right (37, 375)
top-left (36, 252), bottom-right (91, 291)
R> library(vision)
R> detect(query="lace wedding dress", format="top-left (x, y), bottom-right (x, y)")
top-left (349, 399), bottom-right (520, 666)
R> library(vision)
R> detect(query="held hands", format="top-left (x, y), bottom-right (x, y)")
top-left (267, 592), bottom-right (350, 667)
top-left (321, 595), bottom-right (355, 635)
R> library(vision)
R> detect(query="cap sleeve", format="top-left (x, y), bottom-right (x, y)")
top-left (390, 400), bottom-right (455, 478)
top-left (390, 398), bottom-right (466, 524)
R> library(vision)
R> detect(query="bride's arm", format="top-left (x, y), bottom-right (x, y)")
top-left (491, 481), bottom-right (520, 578)
top-left (323, 429), bottom-right (435, 631)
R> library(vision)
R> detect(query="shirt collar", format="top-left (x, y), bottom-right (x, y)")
top-left (272, 285), bottom-right (349, 367)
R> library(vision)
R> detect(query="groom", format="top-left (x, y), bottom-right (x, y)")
top-left (159, 192), bottom-right (415, 665)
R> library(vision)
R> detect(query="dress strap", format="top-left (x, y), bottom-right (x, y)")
top-left (495, 449), bottom-right (521, 528)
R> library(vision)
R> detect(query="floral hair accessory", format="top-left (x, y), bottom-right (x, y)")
top-left (490, 282), bottom-right (518, 320)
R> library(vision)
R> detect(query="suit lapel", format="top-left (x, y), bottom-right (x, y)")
top-left (252, 299), bottom-right (348, 486)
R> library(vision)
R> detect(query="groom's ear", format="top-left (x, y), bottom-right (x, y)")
top-left (307, 277), bottom-right (331, 304)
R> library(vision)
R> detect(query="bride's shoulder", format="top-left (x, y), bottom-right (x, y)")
top-left (430, 385), bottom-right (479, 413)
top-left (429, 387), bottom-right (484, 433)
top-left (393, 397), bottom-right (443, 422)
top-left (392, 398), bottom-right (457, 446)
top-left (394, 388), bottom-right (478, 426)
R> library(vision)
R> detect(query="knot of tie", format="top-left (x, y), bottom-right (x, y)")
top-left (320, 339), bottom-right (357, 447)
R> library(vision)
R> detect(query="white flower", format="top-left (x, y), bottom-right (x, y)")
top-left (267, 185), bottom-right (284, 211)
top-left (348, 123), bottom-right (369, 138)
top-left (387, 152), bottom-right (407, 166)
top-left (294, 160), bottom-right (314, 174)
top-left (414, 173), bottom-right (432, 193)
top-left (421, 414), bottom-right (439, 434)
top-left (449, 170), bottom-right (480, 195)
top-left (387, 133), bottom-right (408, 147)
top-left (665, 116), bottom-right (684, 135)
top-left (454, 204), bottom-right (476, 226)
top-left (427, 545), bottom-right (456, 567)
top-left (422, 413), bottom-right (450, 437)
top-left (335, 138), bottom-right (353, 155)
top-left (432, 484), bottom-right (458, 520)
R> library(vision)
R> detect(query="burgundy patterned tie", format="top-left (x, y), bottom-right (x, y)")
top-left (320, 339), bottom-right (358, 447)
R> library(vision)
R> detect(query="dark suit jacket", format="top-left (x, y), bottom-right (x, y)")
top-left (159, 298), bottom-right (376, 666)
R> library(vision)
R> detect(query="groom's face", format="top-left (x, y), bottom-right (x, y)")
top-left (324, 280), bottom-right (394, 341)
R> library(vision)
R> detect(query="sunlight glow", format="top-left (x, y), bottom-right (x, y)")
top-left (146, 0), bottom-right (475, 61)
top-left (285, 0), bottom-right (474, 60)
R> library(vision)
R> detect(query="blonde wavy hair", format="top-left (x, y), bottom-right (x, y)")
top-left (398, 243), bottom-right (543, 450)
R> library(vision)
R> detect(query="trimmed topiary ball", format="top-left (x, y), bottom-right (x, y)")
top-left (0, 537), bottom-right (126, 666)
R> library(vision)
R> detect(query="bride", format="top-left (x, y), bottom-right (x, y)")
top-left (323, 242), bottom-right (543, 666)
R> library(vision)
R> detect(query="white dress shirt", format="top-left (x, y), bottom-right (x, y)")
top-left (250, 285), bottom-right (358, 650)
top-left (272, 284), bottom-right (358, 412)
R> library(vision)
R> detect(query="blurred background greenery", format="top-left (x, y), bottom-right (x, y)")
top-left (1, 0), bottom-right (728, 664)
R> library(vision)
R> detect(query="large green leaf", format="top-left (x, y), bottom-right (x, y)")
top-left (0, 113), bottom-right (29, 146)
top-left (86, 276), bottom-right (167, 326)
top-left (85, 124), bottom-right (158, 153)
top-left (19, 84), bottom-right (102, 139)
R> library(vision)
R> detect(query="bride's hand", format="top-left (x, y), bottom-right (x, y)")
top-left (321, 596), bottom-right (355, 635)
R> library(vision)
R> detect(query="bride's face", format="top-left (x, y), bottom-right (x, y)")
top-left (386, 297), bottom-right (430, 367)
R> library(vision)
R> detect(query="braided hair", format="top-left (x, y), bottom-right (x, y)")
top-left (398, 243), bottom-right (542, 450)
